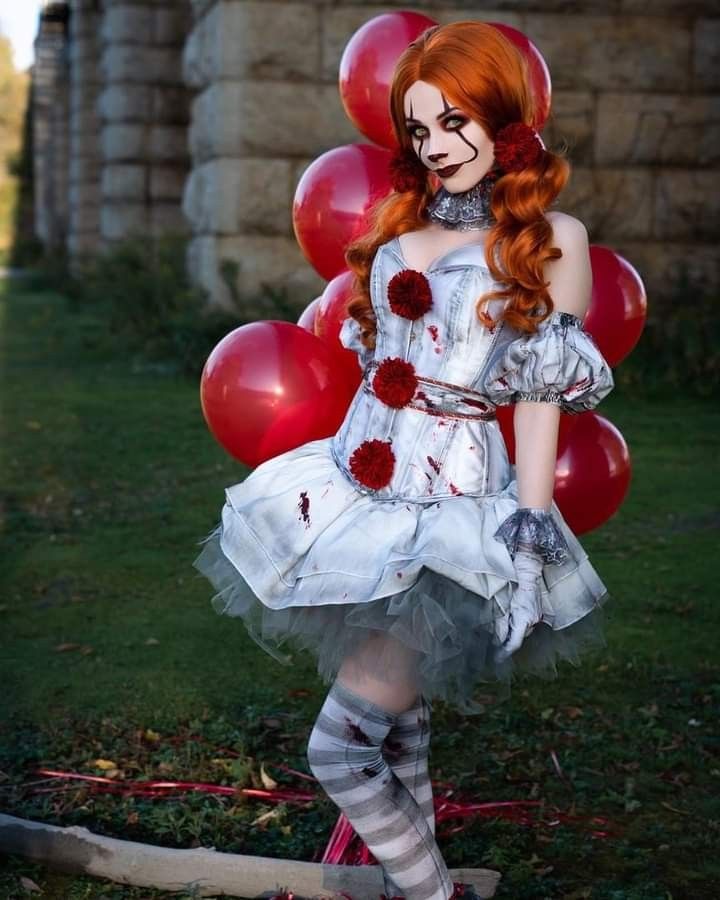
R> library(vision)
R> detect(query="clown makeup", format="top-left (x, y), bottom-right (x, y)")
top-left (403, 80), bottom-right (495, 194)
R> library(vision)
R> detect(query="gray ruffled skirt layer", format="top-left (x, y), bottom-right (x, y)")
top-left (192, 437), bottom-right (609, 713)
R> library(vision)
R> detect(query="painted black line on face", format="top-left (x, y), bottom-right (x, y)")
top-left (440, 91), bottom-right (479, 166)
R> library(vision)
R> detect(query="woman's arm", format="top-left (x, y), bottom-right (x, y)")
top-left (515, 213), bottom-right (593, 511)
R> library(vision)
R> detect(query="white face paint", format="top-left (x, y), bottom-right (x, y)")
top-left (403, 80), bottom-right (495, 194)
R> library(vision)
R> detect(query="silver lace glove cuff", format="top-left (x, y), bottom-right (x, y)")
top-left (493, 506), bottom-right (571, 566)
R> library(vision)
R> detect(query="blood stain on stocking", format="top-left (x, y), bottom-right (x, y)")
top-left (361, 765), bottom-right (382, 778)
top-left (383, 737), bottom-right (404, 760)
top-left (297, 491), bottom-right (311, 527)
top-left (345, 718), bottom-right (372, 746)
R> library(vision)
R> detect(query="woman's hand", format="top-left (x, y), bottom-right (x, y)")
top-left (494, 549), bottom-right (544, 664)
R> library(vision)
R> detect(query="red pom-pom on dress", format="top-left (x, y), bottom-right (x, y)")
top-left (372, 357), bottom-right (418, 409)
top-left (348, 438), bottom-right (395, 490)
top-left (387, 269), bottom-right (433, 320)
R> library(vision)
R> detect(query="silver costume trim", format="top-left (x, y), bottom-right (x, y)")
top-left (426, 172), bottom-right (499, 231)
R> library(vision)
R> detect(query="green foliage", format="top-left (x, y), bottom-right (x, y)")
top-left (1, 278), bottom-right (719, 898)
top-left (614, 264), bottom-right (719, 399)
top-left (32, 236), bottom-right (302, 378)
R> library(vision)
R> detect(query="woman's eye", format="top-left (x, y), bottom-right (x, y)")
top-left (409, 125), bottom-right (429, 139)
top-left (444, 116), bottom-right (467, 130)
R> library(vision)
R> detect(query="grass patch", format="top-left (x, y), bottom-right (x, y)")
top-left (1, 276), bottom-right (718, 899)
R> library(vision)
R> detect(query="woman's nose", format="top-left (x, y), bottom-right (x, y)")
top-left (427, 152), bottom-right (448, 163)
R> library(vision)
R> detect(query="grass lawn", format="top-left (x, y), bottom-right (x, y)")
top-left (1, 276), bottom-right (718, 899)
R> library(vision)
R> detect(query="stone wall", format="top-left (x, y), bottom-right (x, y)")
top-left (182, 0), bottom-right (720, 311)
top-left (67, 0), bottom-right (102, 258)
top-left (31, 0), bottom-right (719, 310)
top-left (98, 0), bottom-right (192, 245)
top-left (33, 3), bottom-right (70, 248)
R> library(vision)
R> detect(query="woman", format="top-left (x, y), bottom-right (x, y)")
top-left (194, 22), bottom-right (614, 900)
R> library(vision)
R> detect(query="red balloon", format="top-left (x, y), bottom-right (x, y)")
top-left (293, 143), bottom-right (393, 280)
top-left (200, 321), bottom-right (355, 467)
top-left (586, 245), bottom-right (647, 368)
top-left (297, 296), bottom-right (321, 332)
top-left (553, 411), bottom-right (631, 535)
top-left (313, 270), bottom-right (364, 389)
top-left (495, 403), bottom-right (578, 464)
top-left (339, 11), bottom-right (438, 149)
top-left (488, 23), bottom-right (552, 132)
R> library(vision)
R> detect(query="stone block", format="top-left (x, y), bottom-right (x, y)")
top-left (189, 81), bottom-right (359, 162)
top-left (101, 44), bottom-right (183, 86)
top-left (597, 93), bottom-right (720, 166)
top-left (149, 125), bottom-right (190, 163)
top-left (69, 156), bottom-right (101, 185)
top-left (98, 84), bottom-right (152, 122)
top-left (694, 18), bottom-right (720, 91)
top-left (154, 7), bottom-right (194, 45)
top-left (321, 5), bottom-right (396, 82)
top-left (70, 203), bottom-right (102, 235)
top-left (654, 170), bottom-right (719, 240)
top-left (101, 6), bottom-right (155, 44)
top-left (607, 239), bottom-right (719, 306)
top-left (434, 8), bottom-right (522, 27)
top-left (541, 91), bottom-right (595, 166)
top-left (101, 163), bottom-right (147, 200)
top-left (152, 87), bottom-right (190, 125)
top-left (151, 203), bottom-right (190, 236)
top-left (183, 1), bottom-right (320, 89)
top-left (69, 107), bottom-right (102, 136)
top-left (558, 166), bottom-right (653, 239)
top-left (150, 165), bottom-right (188, 200)
top-left (183, 158), bottom-right (292, 235)
top-left (100, 202), bottom-right (150, 241)
top-left (527, 14), bottom-right (691, 92)
top-left (187, 233), bottom-right (324, 311)
top-left (101, 123), bottom-right (148, 160)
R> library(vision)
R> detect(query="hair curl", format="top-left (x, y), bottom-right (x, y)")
top-left (344, 21), bottom-right (570, 353)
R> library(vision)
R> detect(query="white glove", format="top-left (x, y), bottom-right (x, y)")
top-left (494, 549), bottom-right (544, 664)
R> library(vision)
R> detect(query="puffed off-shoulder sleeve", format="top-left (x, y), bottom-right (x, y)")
top-left (484, 310), bottom-right (614, 413)
top-left (339, 316), bottom-right (374, 371)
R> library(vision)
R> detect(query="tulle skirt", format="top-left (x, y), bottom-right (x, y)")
top-left (193, 521), bottom-right (609, 714)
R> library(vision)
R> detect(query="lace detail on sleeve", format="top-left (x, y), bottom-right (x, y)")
top-left (484, 311), bottom-right (614, 413)
top-left (493, 507), bottom-right (571, 566)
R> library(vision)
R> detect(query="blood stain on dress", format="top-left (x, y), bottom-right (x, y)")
top-left (427, 455), bottom-right (441, 474)
top-left (396, 571), bottom-right (403, 578)
top-left (468, 445), bottom-right (475, 451)
top-left (448, 482), bottom-right (463, 495)
top-left (427, 324), bottom-right (439, 342)
top-left (297, 491), bottom-right (311, 527)
top-left (320, 479), bottom-right (334, 498)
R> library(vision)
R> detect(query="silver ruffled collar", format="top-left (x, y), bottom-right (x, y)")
top-left (426, 170), bottom-right (499, 232)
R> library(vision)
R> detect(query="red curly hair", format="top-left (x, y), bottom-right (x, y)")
top-left (344, 21), bottom-right (570, 352)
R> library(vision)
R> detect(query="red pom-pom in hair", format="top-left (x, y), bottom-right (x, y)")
top-left (387, 269), bottom-right (433, 319)
top-left (372, 357), bottom-right (418, 408)
top-left (348, 438), bottom-right (395, 490)
top-left (389, 148), bottom-right (427, 193)
top-left (493, 122), bottom-right (543, 173)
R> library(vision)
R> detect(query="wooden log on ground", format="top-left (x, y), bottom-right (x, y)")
top-left (0, 813), bottom-right (501, 898)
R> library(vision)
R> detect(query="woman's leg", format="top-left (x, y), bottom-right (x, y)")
top-left (307, 634), bottom-right (454, 900)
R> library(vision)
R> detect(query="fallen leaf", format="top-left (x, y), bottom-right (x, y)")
top-left (94, 758), bottom-right (117, 770)
top-left (54, 642), bottom-right (81, 652)
top-left (19, 876), bottom-right (43, 892)
top-left (260, 763), bottom-right (278, 790)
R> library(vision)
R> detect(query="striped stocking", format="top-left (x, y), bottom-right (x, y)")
top-left (307, 679), bottom-right (453, 900)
